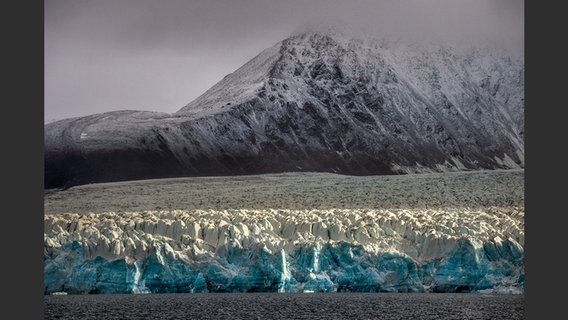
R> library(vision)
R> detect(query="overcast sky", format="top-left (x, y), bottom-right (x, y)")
top-left (45, 0), bottom-right (523, 121)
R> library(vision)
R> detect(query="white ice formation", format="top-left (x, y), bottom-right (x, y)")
top-left (44, 207), bottom-right (524, 294)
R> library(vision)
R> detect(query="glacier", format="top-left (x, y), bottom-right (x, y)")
top-left (44, 207), bottom-right (524, 294)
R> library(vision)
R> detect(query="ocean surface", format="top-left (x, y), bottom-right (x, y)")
top-left (44, 292), bottom-right (524, 320)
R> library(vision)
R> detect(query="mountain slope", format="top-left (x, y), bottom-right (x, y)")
top-left (44, 31), bottom-right (524, 189)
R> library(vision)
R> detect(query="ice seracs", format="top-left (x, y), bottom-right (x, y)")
top-left (44, 207), bottom-right (524, 294)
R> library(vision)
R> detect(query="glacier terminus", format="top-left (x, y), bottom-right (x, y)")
top-left (44, 171), bottom-right (524, 294)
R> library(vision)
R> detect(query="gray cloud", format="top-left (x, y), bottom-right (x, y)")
top-left (45, 0), bottom-right (523, 121)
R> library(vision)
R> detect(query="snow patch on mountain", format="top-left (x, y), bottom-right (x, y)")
top-left (179, 43), bottom-right (283, 118)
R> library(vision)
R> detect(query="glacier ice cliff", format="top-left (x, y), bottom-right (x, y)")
top-left (44, 208), bottom-right (524, 294)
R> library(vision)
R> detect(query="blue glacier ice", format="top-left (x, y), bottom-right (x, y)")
top-left (44, 209), bottom-right (524, 294)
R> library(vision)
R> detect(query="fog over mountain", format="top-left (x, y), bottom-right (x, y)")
top-left (45, 0), bottom-right (523, 121)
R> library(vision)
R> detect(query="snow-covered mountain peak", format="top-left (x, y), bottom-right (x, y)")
top-left (175, 30), bottom-right (379, 117)
top-left (45, 30), bottom-right (524, 188)
top-left (177, 29), bottom-right (522, 122)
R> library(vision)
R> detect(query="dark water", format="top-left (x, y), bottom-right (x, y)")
top-left (44, 292), bottom-right (524, 320)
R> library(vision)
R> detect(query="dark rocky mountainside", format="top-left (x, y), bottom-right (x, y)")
top-left (45, 31), bottom-right (524, 189)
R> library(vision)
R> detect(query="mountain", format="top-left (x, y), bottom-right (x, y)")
top-left (44, 30), bottom-right (524, 189)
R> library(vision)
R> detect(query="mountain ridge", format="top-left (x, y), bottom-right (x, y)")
top-left (44, 31), bottom-right (524, 189)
